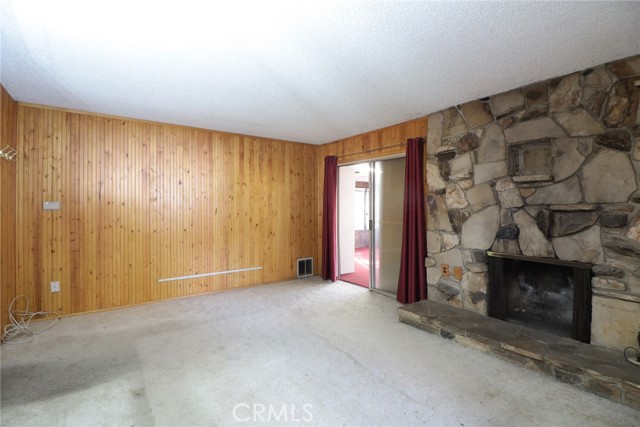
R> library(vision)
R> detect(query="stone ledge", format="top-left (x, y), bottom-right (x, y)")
top-left (512, 174), bottom-right (553, 183)
top-left (549, 204), bottom-right (597, 211)
top-left (593, 289), bottom-right (640, 304)
top-left (433, 146), bottom-right (457, 155)
top-left (398, 300), bottom-right (640, 412)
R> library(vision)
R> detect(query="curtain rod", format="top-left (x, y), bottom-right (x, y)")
top-left (336, 142), bottom-right (406, 159)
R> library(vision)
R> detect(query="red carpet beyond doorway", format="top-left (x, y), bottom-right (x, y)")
top-left (340, 247), bottom-right (369, 288)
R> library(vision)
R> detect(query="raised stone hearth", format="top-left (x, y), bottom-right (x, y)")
top-left (426, 53), bottom-right (640, 352)
top-left (398, 300), bottom-right (640, 411)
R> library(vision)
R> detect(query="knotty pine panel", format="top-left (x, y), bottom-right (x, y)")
top-left (315, 118), bottom-right (428, 273)
top-left (1, 85), bottom-right (18, 330)
top-left (15, 105), bottom-right (318, 316)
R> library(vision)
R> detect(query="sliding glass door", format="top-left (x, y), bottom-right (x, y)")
top-left (338, 156), bottom-right (405, 295)
top-left (371, 157), bottom-right (405, 295)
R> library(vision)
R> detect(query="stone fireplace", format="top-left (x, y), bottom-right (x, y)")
top-left (425, 53), bottom-right (640, 351)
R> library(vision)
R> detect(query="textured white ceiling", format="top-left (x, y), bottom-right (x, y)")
top-left (1, 1), bottom-right (639, 144)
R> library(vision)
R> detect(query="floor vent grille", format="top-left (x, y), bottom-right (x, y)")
top-left (297, 258), bottom-right (313, 278)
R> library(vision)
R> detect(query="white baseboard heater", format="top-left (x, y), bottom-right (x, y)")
top-left (158, 266), bottom-right (263, 283)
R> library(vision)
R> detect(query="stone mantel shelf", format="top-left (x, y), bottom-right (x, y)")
top-left (486, 251), bottom-right (592, 270)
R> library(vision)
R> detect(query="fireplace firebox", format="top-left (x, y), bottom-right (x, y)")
top-left (487, 251), bottom-right (592, 343)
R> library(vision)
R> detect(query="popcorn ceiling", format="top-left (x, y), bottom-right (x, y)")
top-left (1, 1), bottom-right (639, 144)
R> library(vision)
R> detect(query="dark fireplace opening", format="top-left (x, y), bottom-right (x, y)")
top-left (504, 262), bottom-right (574, 337)
top-left (487, 252), bottom-right (592, 343)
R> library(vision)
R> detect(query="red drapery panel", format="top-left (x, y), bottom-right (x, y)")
top-left (322, 156), bottom-right (338, 281)
top-left (397, 138), bottom-right (427, 304)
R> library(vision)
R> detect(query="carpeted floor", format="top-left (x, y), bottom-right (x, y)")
top-left (1, 277), bottom-right (638, 426)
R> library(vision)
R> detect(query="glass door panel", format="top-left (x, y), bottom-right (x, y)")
top-left (371, 157), bottom-right (405, 294)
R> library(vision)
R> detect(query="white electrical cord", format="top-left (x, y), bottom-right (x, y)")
top-left (624, 347), bottom-right (640, 367)
top-left (2, 295), bottom-right (59, 344)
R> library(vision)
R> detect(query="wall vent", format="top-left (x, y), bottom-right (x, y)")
top-left (297, 257), bottom-right (314, 278)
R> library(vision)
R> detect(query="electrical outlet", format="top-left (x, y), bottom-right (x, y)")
top-left (50, 281), bottom-right (60, 293)
top-left (441, 264), bottom-right (449, 277)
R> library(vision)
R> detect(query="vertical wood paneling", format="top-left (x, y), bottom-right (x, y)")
top-left (15, 105), bottom-right (318, 317)
top-left (0, 85), bottom-right (18, 329)
top-left (10, 101), bottom-right (427, 322)
top-left (315, 118), bottom-right (428, 273)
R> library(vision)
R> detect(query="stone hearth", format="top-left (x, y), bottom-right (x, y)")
top-left (398, 300), bottom-right (640, 411)
top-left (426, 53), bottom-right (640, 351)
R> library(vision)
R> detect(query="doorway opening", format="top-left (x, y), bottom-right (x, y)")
top-left (338, 157), bottom-right (405, 295)
top-left (338, 163), bottom-right (371, 288)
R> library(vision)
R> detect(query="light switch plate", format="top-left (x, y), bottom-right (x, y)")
top-left (43, 201), bottom-right (61, 210)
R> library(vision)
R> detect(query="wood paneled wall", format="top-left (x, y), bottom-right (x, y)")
top-left (15, 105), bottom-right (317, 316)
top-left (7, 100), bottom-right (426, 321)
top-left (1, 85), bottom-right (18, 329)
top-left (315, 118), bottom-right (428, 272)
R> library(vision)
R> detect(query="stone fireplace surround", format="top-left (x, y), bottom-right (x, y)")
top-left (425, 53), bottom-right (640, 352)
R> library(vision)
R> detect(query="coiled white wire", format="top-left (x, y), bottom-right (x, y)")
top-left (624, 346), bottom-right (640, 367)
top-left (2, 295), bottom-right (59, 344)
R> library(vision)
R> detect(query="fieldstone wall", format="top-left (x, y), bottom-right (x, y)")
top-left (425, 54), bottom-right (640, 351)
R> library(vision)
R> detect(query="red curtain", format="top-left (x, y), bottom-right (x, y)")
top-left (321, 156), bottom-right (338, 281)
top-left (397, 138), bottom-right (427, 304)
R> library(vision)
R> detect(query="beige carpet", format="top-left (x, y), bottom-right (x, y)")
top-left (1, 277), bottom-right (638, 426)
